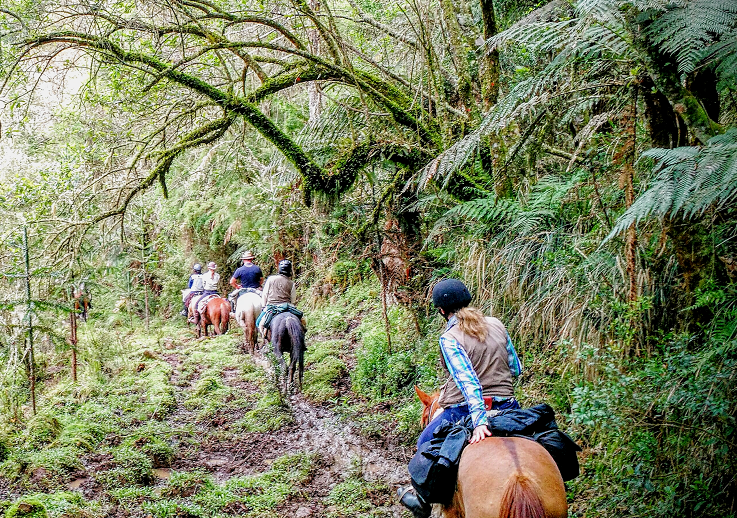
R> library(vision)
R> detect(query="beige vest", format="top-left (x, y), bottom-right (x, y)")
top-left (438, 316), bottom-right (514, 408)
top-left (263, 274), bottom-right (294, 305)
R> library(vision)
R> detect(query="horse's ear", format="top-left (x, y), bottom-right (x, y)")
top-left (414, 385), bottom-right (433, 407)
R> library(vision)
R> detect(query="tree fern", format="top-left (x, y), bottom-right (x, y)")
top-left (419, 0), bottom-right (636, 189)
top-left (642, 0), bottom-right (737, 75)
top-left (608, 128), bottom-right (737, 238)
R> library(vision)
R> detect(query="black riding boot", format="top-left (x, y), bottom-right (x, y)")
top-left (397, 486), bottom-right (431, 518)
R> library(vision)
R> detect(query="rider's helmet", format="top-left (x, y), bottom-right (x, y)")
top-left (432, 279), bottom-right (472, 312)
top-left (208, 262), bottom-right (217, 270)
top-left (193, 263), bottom-right (202, 273)
top-left (278, 260), bottom-right (293, 277)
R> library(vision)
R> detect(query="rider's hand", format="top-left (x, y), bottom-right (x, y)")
top-left (469, 424), bottom-right (492, 444)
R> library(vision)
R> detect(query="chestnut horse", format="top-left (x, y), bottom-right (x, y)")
top-left (414, 387), bottom-right (567, 518)
top-left (235, 291), bottom-right (262, 354)
top-left (189, 296), bottom-right (230, 337)
top-left (73, 283), bottom-right (91, 322)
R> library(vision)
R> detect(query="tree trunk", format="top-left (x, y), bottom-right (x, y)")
top-left (70, 294), bottom-right (78, 383)
top-left (439, 0), bottom-right (477, 117)
top-left (641, 75), bottom-right (687, 148)
top-left (638, 41), bottom-right (722, 144)
top-left (308, 0), bottom-right (323, 123)
top-left (23, 226), bottom-right (36, 415)
top-left (623, 86), bottom-right (638, 305)
top-left (479, 0), bottom-right (499, 109)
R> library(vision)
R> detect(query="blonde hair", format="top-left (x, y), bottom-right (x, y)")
top-left (455, 307), bottom-right (488, 342)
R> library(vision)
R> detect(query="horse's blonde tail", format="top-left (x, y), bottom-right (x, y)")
top-left (499, 473), bottom-right (546, 518)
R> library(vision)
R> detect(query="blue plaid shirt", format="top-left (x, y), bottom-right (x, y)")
top-left (439, 315), bottom-right (523, 428)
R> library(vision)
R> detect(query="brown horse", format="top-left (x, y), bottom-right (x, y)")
top-left (72, 283), bottom-right (91, 322)
top-left (415, 387), bottom-right (568, 518)
top-left (189, 296), bottom-right (230, 338)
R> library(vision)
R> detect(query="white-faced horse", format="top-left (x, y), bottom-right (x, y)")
top-left (235, 291), bottom-right (262, 354)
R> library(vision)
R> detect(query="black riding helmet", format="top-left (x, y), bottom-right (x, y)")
top-left (278, 259), bottom-right (293, 277)
top-left (193, 263), bottom-right (202, 273)
top-left (432, 279), bottom-right (472, 312)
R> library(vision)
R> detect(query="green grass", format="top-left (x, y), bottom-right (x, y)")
top-left (97, 445), bottom-right (153, 488)
top-left (109, 453), bottom-right (318, 518)
top-left (303, 339), bottom-right (347, 403)
top-left (325, 470), bottom-right (391, 518)
top-left (233, 388), bottom-right (293, 433)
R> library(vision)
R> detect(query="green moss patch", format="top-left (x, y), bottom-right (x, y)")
top-left (303, 340), bottom-right (347, 404)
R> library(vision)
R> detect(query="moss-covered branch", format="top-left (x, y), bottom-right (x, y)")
top-left (24, 31), bottom-right (437, 202)
top-left (91, 114), bottom-right (234, 224)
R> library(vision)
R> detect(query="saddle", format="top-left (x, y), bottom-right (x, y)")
top-left (196, 294), bottom-right (218, 314)
top-left (235, 287), bottom-right (262, 299)
top-left (258, 303), bottom-right (303, 330)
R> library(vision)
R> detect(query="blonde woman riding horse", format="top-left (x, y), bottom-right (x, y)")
top-left (399, 279), bottom-right (528, 517)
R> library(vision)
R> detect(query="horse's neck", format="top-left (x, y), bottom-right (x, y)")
top-left (430, 399), bottom-right (443, 423)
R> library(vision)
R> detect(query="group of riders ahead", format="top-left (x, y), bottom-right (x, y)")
top-left (181, 260), bottom-right (575, 517)
top-left (181, 251), bottom-right (298, 339)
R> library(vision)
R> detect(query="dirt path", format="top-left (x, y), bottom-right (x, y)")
top-left (160, 336), bottom-right (413, 517)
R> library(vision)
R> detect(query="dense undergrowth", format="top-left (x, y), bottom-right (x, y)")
top-left (0, 310), bottom-right (396, 518)
top-left (0, 267), bottom-right (735, 518)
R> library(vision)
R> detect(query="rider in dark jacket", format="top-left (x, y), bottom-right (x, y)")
top-left (228, 251), bottom-right (263, 312)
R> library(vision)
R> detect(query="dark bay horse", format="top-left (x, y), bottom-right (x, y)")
top-left (414, 386), bottom-right (567, 518)
top-left (269, 312), bottom-right (306, 393)
top-left (189, 296), bottom-right (230, 338)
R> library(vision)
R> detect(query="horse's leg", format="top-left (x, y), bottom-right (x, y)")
top-left (274, 334), bottom-right (289, 395)
top-left (298, 344), bottom-right (304, 391)
top-left (287, 353), bottom-right (297, 395)
top-left (213, 314), bottom-right (221, 335)
top-left (244, 305), bottom-right (256, 354)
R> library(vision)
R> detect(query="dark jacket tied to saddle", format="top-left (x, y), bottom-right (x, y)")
top-left (408, 404), bottom-right (581, 505)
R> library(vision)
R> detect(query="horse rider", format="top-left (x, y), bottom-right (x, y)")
top-left (192, 262), bottom-right (220, 326)
top-left (181, 263), bottom-right (204, 316)
top-left (257, 259), bottom-right (298, 339)
top-left (202, 262), bottom-right (220, 295)
top-left (397, 279), bottom-right (523, 518)
top-left (228, 250), bottom-right (263, 312)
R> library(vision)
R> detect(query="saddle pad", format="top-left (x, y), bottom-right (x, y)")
top-left (197, 294), bottom-right (218, 314)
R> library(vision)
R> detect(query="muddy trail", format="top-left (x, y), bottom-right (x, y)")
top-left (45, 328), bottom-right (415, 517)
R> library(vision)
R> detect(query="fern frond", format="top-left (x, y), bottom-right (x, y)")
top-left (607, 128), bottom-right (737, 238)
top-left (644, 0), bottom-right (737, 75)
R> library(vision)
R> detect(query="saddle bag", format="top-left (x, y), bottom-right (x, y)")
top-left (488, 404), bottom-right (582, 482)
top-left (530, 428), bottom-right (581, 482)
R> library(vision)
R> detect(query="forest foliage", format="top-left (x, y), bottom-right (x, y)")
top-left (0, 0), bottom-right (736, 516)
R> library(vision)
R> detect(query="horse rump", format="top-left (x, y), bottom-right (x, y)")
top-left (236, 293), bottom-right (261, 354)
top-left (271, 312), bottom-right (306, 393)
